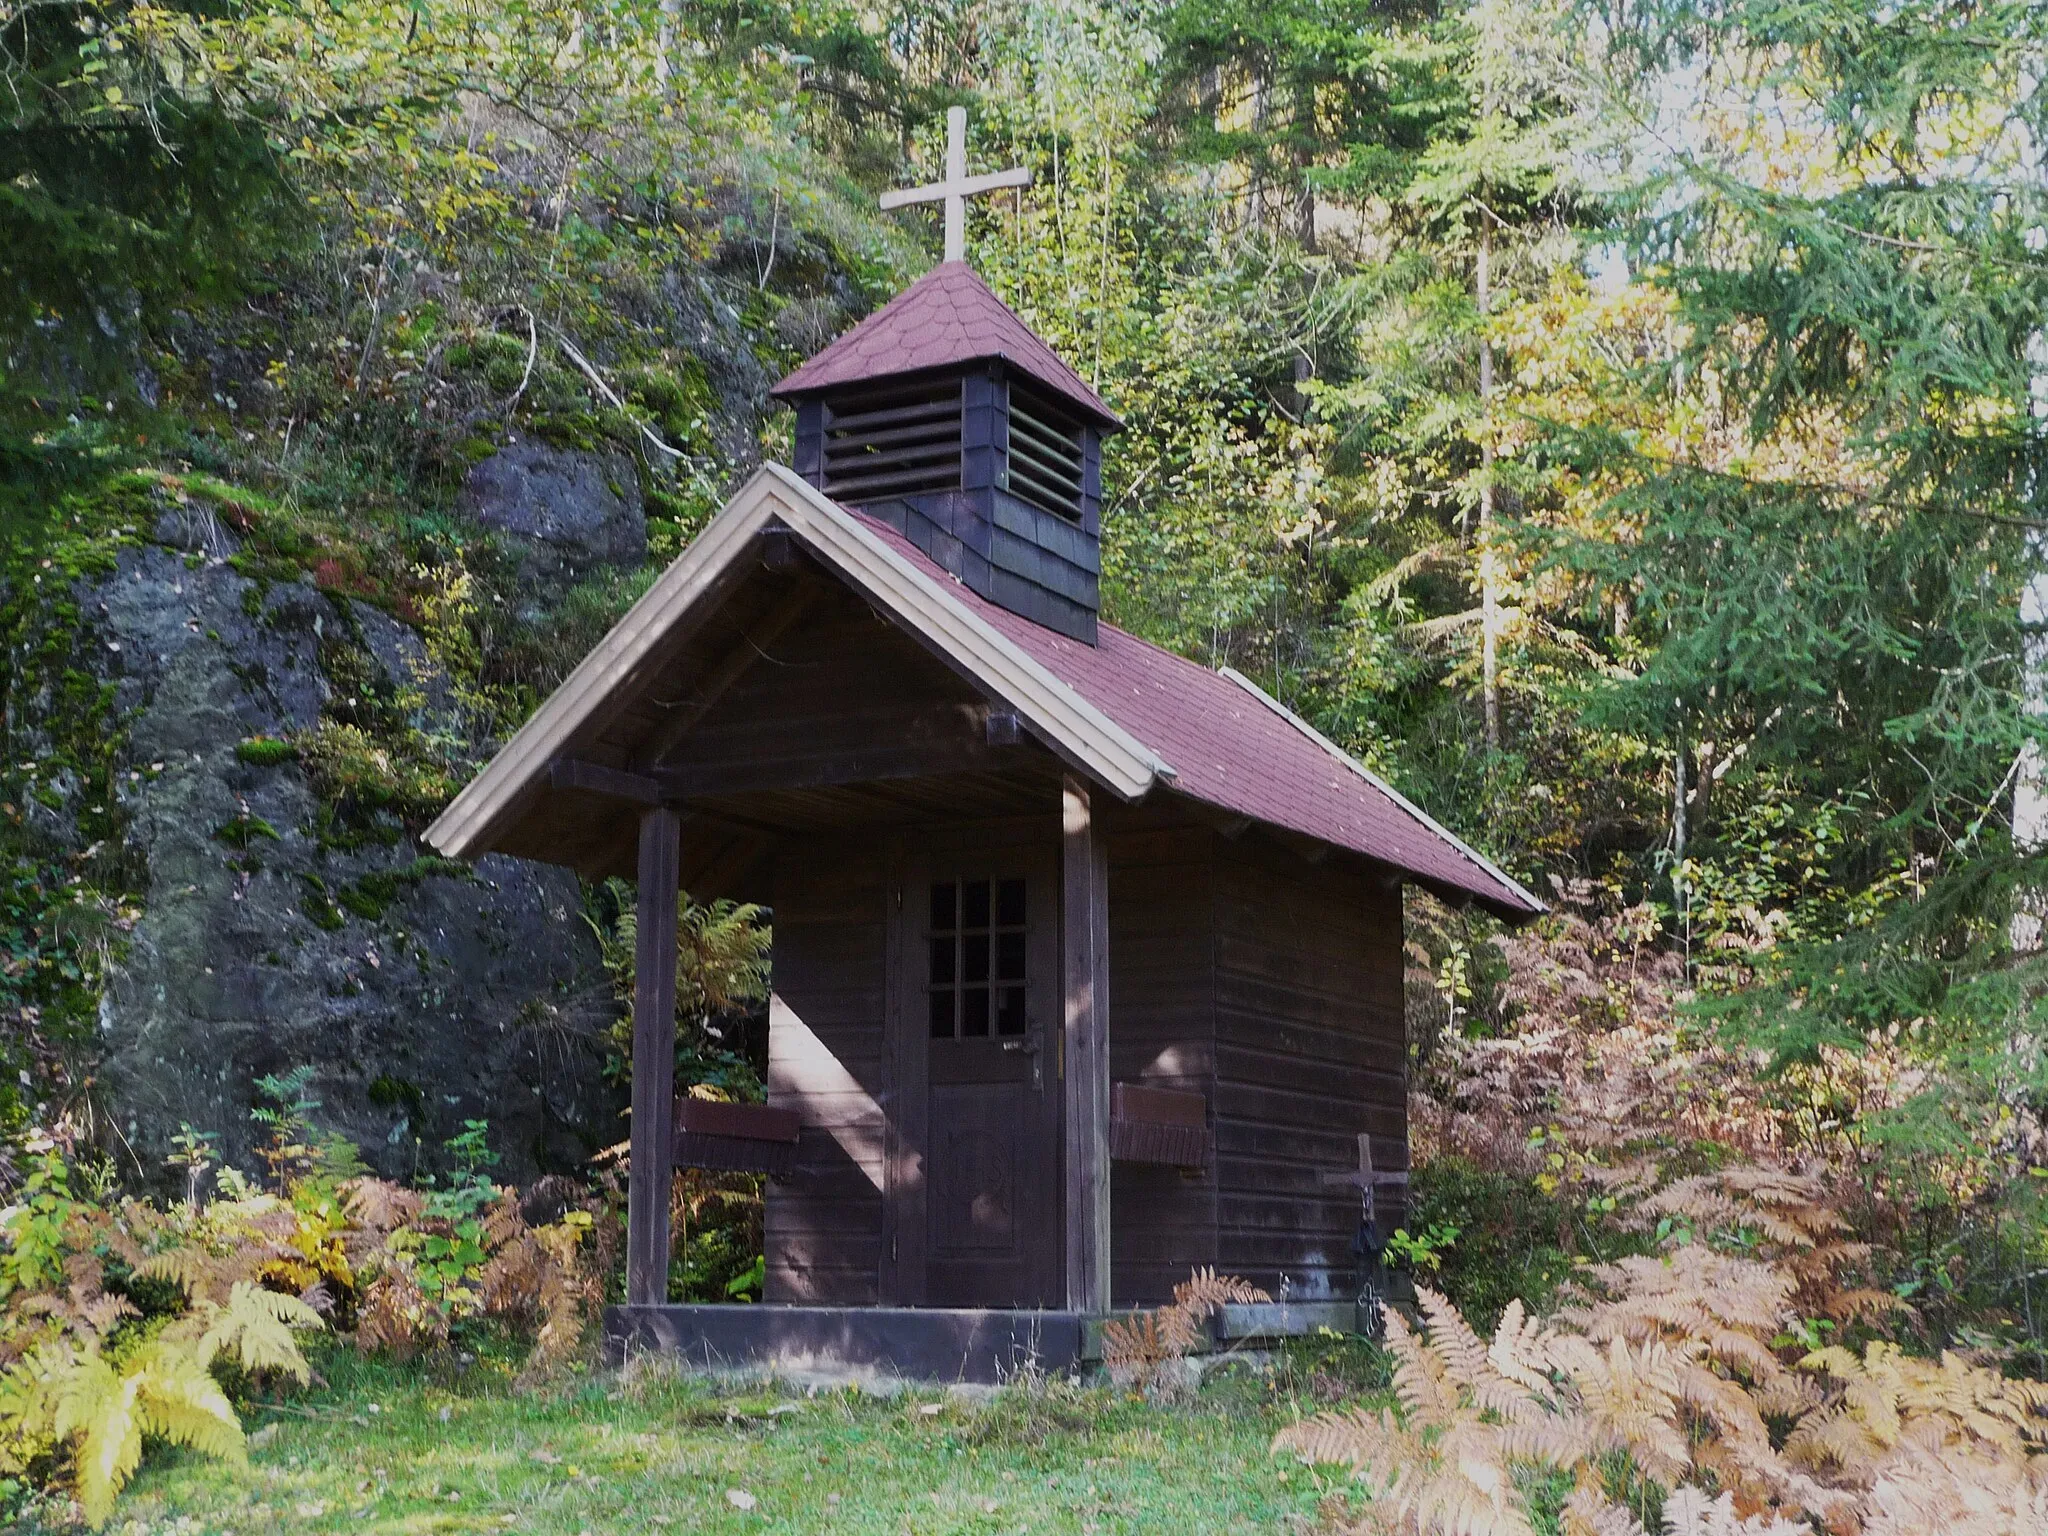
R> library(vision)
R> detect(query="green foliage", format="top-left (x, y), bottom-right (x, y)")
top-left (0, 0), bottom-right (298, 469)
top-left (397, 1124), bottom-right (498, 1315)
top-left (1, 1105), bottom-right (600, 1524)
top-left (1407, 1157), bottom-right (1577, 1332)
top-left (1383, 1221), bottom-right (1460, 1275)
top-left (0, 1149), bottom-right (328, 1527)
top-left (590, 879), bottom-right (772, 1098)
top-left (0, 470), bottom-right (151, 1138)
top-left (232, 736), bottom-right (297, 768)
top-left (0, 0), bottom-right (2042, 1430)
top-left (0, 1150), bottom-right (88, 1301)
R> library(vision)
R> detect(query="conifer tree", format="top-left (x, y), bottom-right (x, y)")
top-left (0, 1), bottom-right (293, 475)
top-left (1567, 0), bottom-right (2048, 1113)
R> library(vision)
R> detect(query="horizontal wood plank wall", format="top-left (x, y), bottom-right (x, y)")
top-left (1211, 840), bottom-right (1405, 1299)
top-left (1105, 815), bottom-right (1219, 1306)
top-left (765, 846), bottom-right (888, 1303)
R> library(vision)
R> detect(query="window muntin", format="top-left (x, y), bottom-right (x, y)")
top-left (928, 877), bottom-right (1028, 1039)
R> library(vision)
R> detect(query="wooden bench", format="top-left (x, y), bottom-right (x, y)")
top-left (673, 1098), bottom-right (802, 1178)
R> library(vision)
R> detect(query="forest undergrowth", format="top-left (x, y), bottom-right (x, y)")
top-left (1275, 883), bottom-right (2048, 1535)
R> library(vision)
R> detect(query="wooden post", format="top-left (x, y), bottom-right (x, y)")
top-left (1061, 776), bottom-right (1110, 1313)
top-left (626, 806), bottom-right (681, 1308)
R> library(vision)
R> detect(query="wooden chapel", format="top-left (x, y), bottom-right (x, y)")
top-left (427, 124), bottom-right (1542, 1378)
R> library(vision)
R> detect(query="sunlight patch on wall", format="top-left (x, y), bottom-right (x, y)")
top-left (767, 993), bottom-right (886, 1192)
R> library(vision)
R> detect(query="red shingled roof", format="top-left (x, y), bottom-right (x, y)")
top-left (848, 510), bottom-right (1542, 919)
top-left (772, 262), bottom-right (1121, 428)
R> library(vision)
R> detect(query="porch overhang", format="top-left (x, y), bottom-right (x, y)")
top-left (424, 463), bottom-right (1168, 871)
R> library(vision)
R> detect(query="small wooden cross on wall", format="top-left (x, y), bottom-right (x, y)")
top-left (880, 106), bottom-right (1031, 266)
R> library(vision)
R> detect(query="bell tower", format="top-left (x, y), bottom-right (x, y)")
top-left (770, 110), bottom-right (1120, 644)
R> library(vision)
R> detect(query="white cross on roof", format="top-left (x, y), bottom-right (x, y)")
top-left (879, 106), bottom-right (1031, 266)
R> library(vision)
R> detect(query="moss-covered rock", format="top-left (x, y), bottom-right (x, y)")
top-left (41, 538), bottom-right (621, 1189)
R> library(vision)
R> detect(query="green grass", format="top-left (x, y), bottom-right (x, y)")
top-left (64, 1346), bottom-right (1366, 1535)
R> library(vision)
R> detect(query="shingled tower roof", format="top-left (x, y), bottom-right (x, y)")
top-left (771, 262), bottom-right (1121, 428)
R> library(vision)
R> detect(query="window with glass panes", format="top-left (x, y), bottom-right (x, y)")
top-left (928, 877), bottom-right (1028, 1039)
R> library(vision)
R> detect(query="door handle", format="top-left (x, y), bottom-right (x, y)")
top-left (1001, 1039), bottom-right (1040, 1054)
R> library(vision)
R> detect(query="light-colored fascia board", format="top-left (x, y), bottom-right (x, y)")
top-left (1217, 666), bottom-right (1547, 917)
top-left (425, 470), bottom-right (787, 859)
top-left (426, 464), bottom-right (1169, 860)
top-left (759, 464), bottom-right (1169, 798)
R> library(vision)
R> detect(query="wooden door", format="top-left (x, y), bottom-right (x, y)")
top-left (916, 860), bottom-right (1059, 1306)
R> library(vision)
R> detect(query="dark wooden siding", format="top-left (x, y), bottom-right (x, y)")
top-left (855, 487), bottom-right (1099, 644)
top-left (798, 365), bottom-right (1103, 644)
top-left (1211, 840), bottom-right (1405, 1299)
top-left (765, 845), bottom-right (888, 1303)
top-left (1105, 815), bottom-right (1219, 1306)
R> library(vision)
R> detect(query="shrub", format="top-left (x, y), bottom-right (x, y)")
top-left (0, 1101), bottom-right (602, 1524)
top-left (1406, 1158), bottom-right (1579, 1331)
top-left (0, 1146), bottom-right (327, 1525)
top-left (1276, 1169), bottom-right (2035, 1535)
top-left (294, 722), bottom-right (454, 822)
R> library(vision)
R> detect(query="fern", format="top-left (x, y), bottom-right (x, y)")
top-left (41, 1335), bottom-right (245, 1526)
top-left (1658, 1487), bottom-right (1812, 1536)
top-left (130, 1341), bottom-right (245, 1467)
top-left (53, 1351), bottom-right (143, 1528)
top-left (190, 1281), bottom-right (325, 1383)
top-left (1278, 1268), bottom-right (2046, 1536)
top-left (1101, 1268), bottom-right (1269, 1392)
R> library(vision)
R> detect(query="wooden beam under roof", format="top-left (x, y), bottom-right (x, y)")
top-left (655, 739), bottom-right (1024, 801)
top-left (636, 579), bottom-right (819, 770)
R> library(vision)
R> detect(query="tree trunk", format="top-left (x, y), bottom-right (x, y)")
top-left (1477, 216), bottom-right (1501, 754)
top-left (1294, 77), bottom-right (1317, 253)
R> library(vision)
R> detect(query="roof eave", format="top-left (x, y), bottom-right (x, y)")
top-left (770, 355), bottom-right (1123, 431)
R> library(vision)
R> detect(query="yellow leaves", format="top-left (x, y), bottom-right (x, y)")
top-left (1789, 1341), bottom-right (2048, 1476)
top-left (45, 1337), bottom-right (246, 1527)
top-left (192, 1282), bottom-right (325, 1384)
top-left (129, 1341), bottom-right (245, 1468)
top-left (54, 1351), bottom-right (142, 1528)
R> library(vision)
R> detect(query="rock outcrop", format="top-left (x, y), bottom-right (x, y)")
top-left (461, 437), bottom-right (646, 597)
top-left (74, 529), bottom-right (622, 1189)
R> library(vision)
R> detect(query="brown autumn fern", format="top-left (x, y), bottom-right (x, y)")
top-left (1277, 1268), bottom-right (2047, 1536)
top-left (1101, 1267), bottom-right (1269, 1392)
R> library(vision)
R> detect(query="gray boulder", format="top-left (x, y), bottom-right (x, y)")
top-left (462, 438), bottom-right (646, 583)
top-left (63, 543), bottom-right (622, 1191)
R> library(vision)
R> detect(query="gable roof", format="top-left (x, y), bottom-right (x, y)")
top-left (425, 463), bottom-right (1542, 921)
top-left (770, 262), bottom-right (1121, 429)
top-left (846, 508), bottom-right (1543, 920)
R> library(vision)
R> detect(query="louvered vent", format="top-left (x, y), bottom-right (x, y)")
top-left (821, 379), bottom-right (963, 503)
top-left (1005, 387), bottom-right (1085, 521)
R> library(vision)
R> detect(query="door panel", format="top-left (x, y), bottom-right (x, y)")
top-left (918, 860), bottom-right (1058, 1306)
top-left (929, 1087), bottom-right (1022, 1251)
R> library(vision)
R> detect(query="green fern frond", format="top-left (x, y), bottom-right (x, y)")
top-left (52, 1351), bottom-right (144, 1528)
top-left (134, 1344), bottom-right (246, 1467)
top-left (195, 1281), bottom-right (324, 1382)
